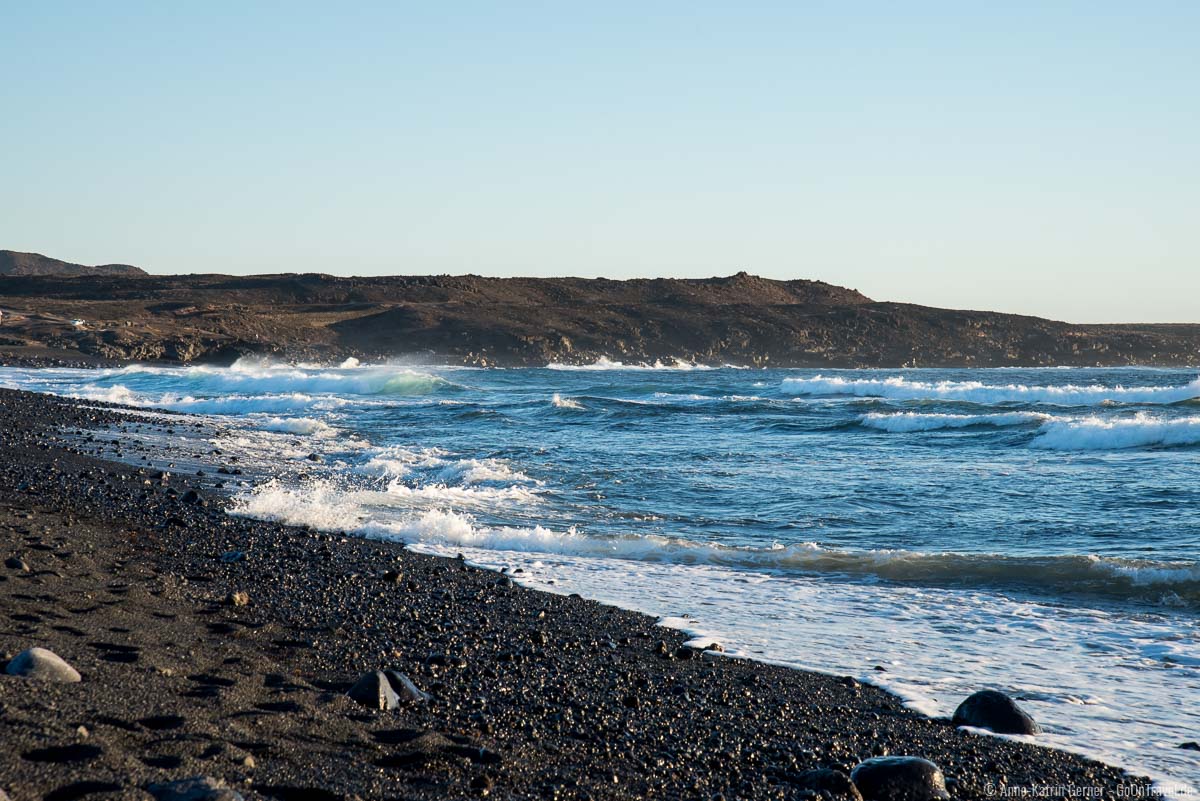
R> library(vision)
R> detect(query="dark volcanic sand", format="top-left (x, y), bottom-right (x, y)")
top-left (0, 387), bottom-right (1159, 800)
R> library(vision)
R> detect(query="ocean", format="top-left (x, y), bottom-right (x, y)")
top-left (2, 359), bottom-right (1198, 789)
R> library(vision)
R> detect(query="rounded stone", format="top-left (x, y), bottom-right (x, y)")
top-left (952, 689), bottom-right (1039, 735)
top-left (850, 756), bottom-right (950, 801)
top-left (5, 647), bottom-right (82, 682)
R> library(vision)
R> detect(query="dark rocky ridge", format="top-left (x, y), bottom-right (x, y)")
top-left (0, 264), bottom-right (1197, 367)
top-left (0, 250), bottom-right (147, 278)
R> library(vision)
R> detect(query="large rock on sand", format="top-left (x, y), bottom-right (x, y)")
top-left (346, 670), bottom-right (430, 710)
top-left (850, 757), bottom-right (950, 801)
top-left (5, 647), bottom-right (82, 682)
top-left (952, 689), bottom-right (1039, 735)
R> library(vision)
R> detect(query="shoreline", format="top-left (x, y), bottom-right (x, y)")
top-left (0, 387), bottom-right (1164, 799)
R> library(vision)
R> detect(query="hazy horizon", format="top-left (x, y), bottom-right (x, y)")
top-left (3, 3), bottom-right (1196, 325)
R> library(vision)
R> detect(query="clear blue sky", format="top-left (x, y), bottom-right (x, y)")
top-left (2, 2), bottom-right (1196, 323)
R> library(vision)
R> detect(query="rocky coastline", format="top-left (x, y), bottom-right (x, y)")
top-left (2, 270), bottom-right (1199, 369)
top-left (0, 387), bottom-right (1162, 799)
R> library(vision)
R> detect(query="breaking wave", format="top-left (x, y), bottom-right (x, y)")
top-left (109, 360), bottom-right (454, 397)
top-left (356, 445), bottom-right (536, 486)
top-left (783, 375), bottom-right (1200, 406)
top-left (252, 415), bottom-right (340, 438)
top-left (229, 479), bottom-right (1200, 607)
top-left (551, 393), bottom-right (585, 410)
top-left (1031, 414), bottom-right (1200, 450)
top-left (547, 357), bottom-right (715, 371)
top-left (860, 410), bottom-right (1200, 450)
top-left (74, 387), bottom-right (353, 415)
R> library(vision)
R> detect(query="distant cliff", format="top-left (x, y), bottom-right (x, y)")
top-left (0, 262), bottom-right (1197, 367)
top-left (0, 250), bottom-right (147, 278)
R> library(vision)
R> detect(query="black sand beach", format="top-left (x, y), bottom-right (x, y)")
top-left (0, 387), bottom-right (1160, 800)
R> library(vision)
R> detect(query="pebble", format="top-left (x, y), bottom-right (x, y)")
top-left (4, 555), bottom-right (29, 571)
top-left (5, 647), bottom-right (82, 682)
top-left (225, 591), bottom-right (250, 607)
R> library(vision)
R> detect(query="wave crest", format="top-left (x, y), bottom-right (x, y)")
top-left (551, 393), bottom-right (585, 409)
top-left (111, 359), bottom-right (453, 398)
top-left (1031, 414), bottom-right (1200, 450)
top-left (784, 375), bottom-right (1200, 406)
top-left (547, 357), bottom-right (714, 371)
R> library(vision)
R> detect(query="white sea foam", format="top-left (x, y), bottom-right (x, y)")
top-left (252, 415), bottom-right (340, 438)
top-left (435, 458), bottom-right (534, 485)
top-left (228, 477), bottom-right (1200, 605)
top-left (1031, 414), bottom-right (1200, 450)
top-left (652, 392), bottom-right (714, 401)
top-left (547, 357), bottom-right (714, 371)
top-left (230, 479), bottom-right (367, 530)
top-left (384, 479), bottom-right (539, 505)
top-left (859, 411), bottom-right (1051, 432)
top-left (355, 445), bottom-right (536, 487)
top-left (77, 384), bottom-right (142, 405)
top-left (69, 383), bottom-right (359, 415)
top-left (860, 410), bottom-right (1200, 451)
top-left (783, 375), bottom-right (1200, 406)
top-left (551, 393), bottom-right (584, 409)
top-left (357, 446), bottom-right (449, 478)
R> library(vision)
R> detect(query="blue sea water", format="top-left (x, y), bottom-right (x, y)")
top-left (3, 360), bottom-right (1199, 788)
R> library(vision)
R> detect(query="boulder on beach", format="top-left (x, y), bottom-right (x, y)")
top-left (346, 670), bottom-right (430, 710)
top-left (5, 647), bottom-right (82, 682)
top-left (850, 756), bottom-right (949, 801)
top-left (952, 689), bottom-right (1039, 735)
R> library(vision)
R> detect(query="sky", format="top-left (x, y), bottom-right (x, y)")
top-left (2, 2), bottom-right (1196, 323)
